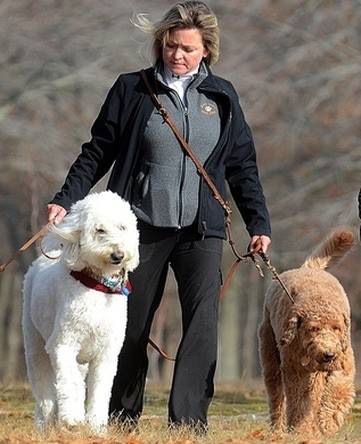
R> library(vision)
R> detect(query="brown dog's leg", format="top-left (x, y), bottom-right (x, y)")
top-left (283, 371), bottom-right (321, 437)
top-left (318, 350), bottom-right (355, 436)
top-left (259, 308), bottom-right (286, 432)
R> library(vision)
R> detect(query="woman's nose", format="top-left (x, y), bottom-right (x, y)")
top-left (173, 47), bottom-right (182, 59)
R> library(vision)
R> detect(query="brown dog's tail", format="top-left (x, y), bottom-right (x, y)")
top-left (302, 228), bottom-right (354, 270)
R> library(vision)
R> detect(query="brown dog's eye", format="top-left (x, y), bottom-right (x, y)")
top-left (309, 326), bottom-right (320, 333)
top-left (332, 325), bottom-right (341, 332)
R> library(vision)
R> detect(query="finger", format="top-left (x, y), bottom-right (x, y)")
top-left (47, 206), bottom-right (58, 223)
top-left (47, 205), bottom-right (66, 224)
top-left (250, 237), bottom-right (263, 253)
top-left (54, 209), bottom-right (66, 225)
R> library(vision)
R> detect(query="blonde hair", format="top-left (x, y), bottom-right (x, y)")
top-left (132, 1), bottom-right (219, 65)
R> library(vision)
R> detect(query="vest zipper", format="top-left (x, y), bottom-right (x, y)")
top-left (176, 88), bottom-right (190, 228)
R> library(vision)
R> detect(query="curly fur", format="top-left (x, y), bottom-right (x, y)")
top-left (258, 228), bottom-right (355, 438)
top-left (22, 191), bottom-right (139, 430)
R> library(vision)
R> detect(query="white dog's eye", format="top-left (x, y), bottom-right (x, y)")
top-left (118, 225), bottom-right (126, 231)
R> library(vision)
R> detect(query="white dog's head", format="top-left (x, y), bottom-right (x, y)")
top-left (43, 191), bottom-right (139, 278)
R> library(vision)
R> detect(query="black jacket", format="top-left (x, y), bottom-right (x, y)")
top-left (52, 66), bottom-right (271, 239)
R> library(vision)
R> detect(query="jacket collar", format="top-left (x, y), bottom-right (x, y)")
top-left (154, 60), bottom-right (208, 89)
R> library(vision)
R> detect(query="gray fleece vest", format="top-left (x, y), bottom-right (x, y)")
top-left (132, 63), bottom-right (221, 228)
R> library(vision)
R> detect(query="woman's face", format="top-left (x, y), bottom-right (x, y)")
top-left (162, 27), bottom-right (208, 76)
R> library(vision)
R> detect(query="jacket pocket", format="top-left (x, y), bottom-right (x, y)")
top-left (132, 163), bottom-right (149, 206)
top-left (132, 160), bottom-right (180, 226)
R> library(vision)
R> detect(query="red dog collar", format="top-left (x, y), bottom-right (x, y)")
top-left (70, 270), bottom-right (132, 296)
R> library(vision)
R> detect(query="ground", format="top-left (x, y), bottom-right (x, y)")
top-left (1, 384), bottom-right (361, 443)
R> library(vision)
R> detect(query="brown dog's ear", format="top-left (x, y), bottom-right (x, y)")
top-left (341, 314), bottom-right (351, 353)
top-left (280, 315), bottom-right (301, 346)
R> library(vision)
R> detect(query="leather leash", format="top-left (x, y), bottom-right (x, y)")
top-left (0, 224), bottom-right (51, 273)
top-left (140, 69), bottom-right (294, 304)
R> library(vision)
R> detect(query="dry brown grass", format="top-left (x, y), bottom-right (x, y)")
top-left (0, 384), bottom-right (360, 444)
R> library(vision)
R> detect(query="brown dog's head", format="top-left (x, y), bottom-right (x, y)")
top-left (278, 228), bottom-right (354, 371)
top-left (280, 313), bottom-right (349, 371)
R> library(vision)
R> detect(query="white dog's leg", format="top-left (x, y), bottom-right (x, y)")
top-left (23, 296), bottom-right (56, 428)
top-left (28, 351), bottom-right (57, 429)
top-left (85, 350), bottom-right (119, 430)
top-left (48, 343), bottom-right (86, 426)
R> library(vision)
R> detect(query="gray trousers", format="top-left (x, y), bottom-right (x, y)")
top-left (109, 222), bottom-right (223, 428)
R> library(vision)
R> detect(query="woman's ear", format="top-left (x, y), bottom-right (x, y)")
top-left (280, 315), bottom-right (301, 346)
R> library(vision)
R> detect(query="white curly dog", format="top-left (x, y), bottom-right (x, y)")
top-left (22, 191), bottom-right (139, 430)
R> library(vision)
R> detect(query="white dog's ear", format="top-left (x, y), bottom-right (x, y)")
top-left (127, 247), bottom-right (140, 273)
top-left (124, 228), bottom-right (140, 273)
top-left (42, 212), bottom-right (82, 266)
top-left (50, 211), bottom-right (82, 244)
top-left (280, 315), bottom-right (301, 346)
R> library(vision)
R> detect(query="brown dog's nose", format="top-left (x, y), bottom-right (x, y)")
top-left (323, 352), bottom-right (335, 362)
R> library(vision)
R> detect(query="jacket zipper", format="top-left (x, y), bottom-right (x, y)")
top-left (174, 87), bottom-right (191, 229)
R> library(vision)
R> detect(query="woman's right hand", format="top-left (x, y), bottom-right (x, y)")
top-left (47, 204), bottom-right (67, 224)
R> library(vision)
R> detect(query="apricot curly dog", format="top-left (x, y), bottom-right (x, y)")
top-left (259, 228), bottom-right (355, 438)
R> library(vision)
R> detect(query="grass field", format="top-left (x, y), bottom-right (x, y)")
top-left (1, 384), bottom-right (361, 443)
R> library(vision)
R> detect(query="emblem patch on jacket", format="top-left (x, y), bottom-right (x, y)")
top-left (201, 102), bottom-right (217, 115)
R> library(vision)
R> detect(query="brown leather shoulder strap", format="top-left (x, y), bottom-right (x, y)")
top-left (140, 69), bottom-right (232, 219)
top-left (140, 69), bottom-right (251, 276)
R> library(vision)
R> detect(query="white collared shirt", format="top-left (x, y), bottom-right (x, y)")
top-left (163, 65), bottom-right (199, 104)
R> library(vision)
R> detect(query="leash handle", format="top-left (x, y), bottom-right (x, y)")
top-left (0, 224), bottom-right (51, 272)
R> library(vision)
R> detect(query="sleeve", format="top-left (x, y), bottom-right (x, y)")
top-left (50, 77), bottom-right (124, 210)
top-left (225, 83), bottom-right (271, 237)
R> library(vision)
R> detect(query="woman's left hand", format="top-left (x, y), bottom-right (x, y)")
top-left (248, 235), bottom-right (271, 254)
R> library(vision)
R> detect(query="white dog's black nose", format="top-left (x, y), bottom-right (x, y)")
top-left (110, 252), bottom-right (124, 264)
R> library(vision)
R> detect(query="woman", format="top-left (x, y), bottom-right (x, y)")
top-left (48, 1), bottom-right (271, 431)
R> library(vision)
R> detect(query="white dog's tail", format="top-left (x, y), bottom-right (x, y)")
top-left (302, 228), bottom-right (354, 270)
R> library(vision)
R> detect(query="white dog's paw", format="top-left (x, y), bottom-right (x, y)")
top-left (86, 415), bottom-right (108, 435)
top-left (58, 411), bottom-right (85, 428)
